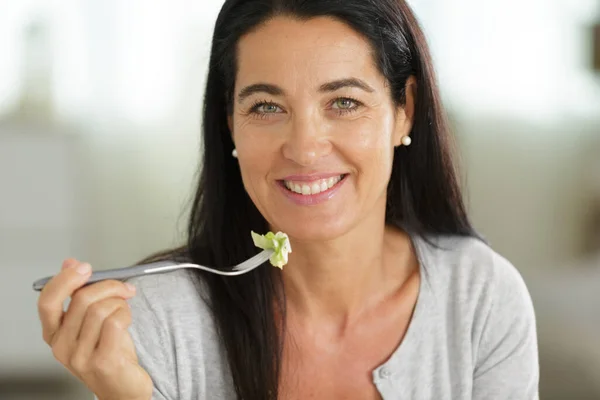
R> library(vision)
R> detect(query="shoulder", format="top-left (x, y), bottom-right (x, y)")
top-left (415, 234), bottom-right (538, 367)
top-left (415, 234), bottom-right (531, 306)
top-left (414, 234), bottom-right (536, 342)
top-left (127, 267), bottom-right (211, 305)
top-left (125, 268), bottom-right (214, 328)
top-left (123, 268), bottom-right (219, 356)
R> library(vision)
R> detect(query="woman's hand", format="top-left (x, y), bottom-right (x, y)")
top-left (37, 258), bottom-right (153, 400)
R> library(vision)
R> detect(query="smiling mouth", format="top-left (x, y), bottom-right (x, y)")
top-left (280, 174), bottom-right (347, 195)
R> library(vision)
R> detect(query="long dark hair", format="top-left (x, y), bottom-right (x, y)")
top-left (145, 0), bottom-right (476, 398)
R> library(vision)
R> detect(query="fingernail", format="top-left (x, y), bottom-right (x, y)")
top-left (62, 259), bottom-right (77, 270)
top-left (76, 263), bottom-right (91, 275)
top-left (125, 283), bottom-right (136, 293)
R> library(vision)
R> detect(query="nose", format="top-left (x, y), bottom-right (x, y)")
top-left (281, 114), bottom-right (332, 166)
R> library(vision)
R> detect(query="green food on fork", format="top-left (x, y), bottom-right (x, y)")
top-left (251, 231), bottom-right (292, 269)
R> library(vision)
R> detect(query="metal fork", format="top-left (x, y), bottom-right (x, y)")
top-left (32, 249), bottom-right (274, 291)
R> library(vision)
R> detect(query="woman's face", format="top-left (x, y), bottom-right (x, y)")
top-left (230, 16), bottom-right (413, 241)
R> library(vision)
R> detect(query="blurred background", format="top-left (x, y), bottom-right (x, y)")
top-left (0, 0), bottom-right (598, 399)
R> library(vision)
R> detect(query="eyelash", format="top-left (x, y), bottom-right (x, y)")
top-left (248, 97), bottom-right (363, 119)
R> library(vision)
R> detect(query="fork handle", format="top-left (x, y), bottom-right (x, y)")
top-left (32, 261), bottom-right (173, 292)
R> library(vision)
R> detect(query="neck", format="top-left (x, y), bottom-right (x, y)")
top-left (280, 206), bottom-right (416, 327)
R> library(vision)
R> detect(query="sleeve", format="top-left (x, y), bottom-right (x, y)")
top-left (472, 253), bottom-right (540, 400)
top-left (91, 276), bottom-right (177, 400)
top-left (125, 276), bottom-right (180, 400)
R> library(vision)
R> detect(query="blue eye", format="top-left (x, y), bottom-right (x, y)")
top-left (250, 101), bottom-right (282, 115)
top-left (331, 97), bottom-right (362, 115)
top-left (332, 98), bottom-right (357, 110)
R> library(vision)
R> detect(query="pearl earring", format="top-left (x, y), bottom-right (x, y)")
top-left (232, 148), bottom-right (238, 158)
top-left (401, 136), bottom-right (412, 146)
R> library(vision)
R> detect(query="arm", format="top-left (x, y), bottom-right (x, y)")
top-left (472, 254), bottom-right (539, 400)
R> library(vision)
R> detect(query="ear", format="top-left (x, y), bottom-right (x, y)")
top-left (393, 76), bottom-right (417, 147)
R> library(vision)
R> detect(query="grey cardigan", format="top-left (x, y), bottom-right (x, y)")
top-left (123, 234), bottom-right (539, 399)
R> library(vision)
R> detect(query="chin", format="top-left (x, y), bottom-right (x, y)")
top-left (271, 212), bottom-right (353, 242)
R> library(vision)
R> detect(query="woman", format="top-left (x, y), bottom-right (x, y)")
top-left (37, 0), bottom-right (539, 399)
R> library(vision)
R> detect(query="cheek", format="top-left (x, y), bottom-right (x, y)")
top-left (234, 128), bottom-right (279, 193)
top-left (233, 112), bottom-right (285, 155)
top-left (237, 156), bottom-right (271, 217)
top-left (238, 152), bottom-right (269, 192)
top-left (336, 116), bottom-right (395, 171)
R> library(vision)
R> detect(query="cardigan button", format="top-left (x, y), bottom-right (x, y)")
top-left (379, 366), bottom-right (392, 380)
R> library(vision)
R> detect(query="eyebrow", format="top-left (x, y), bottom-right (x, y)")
top-left (236, 78), bottom-right (375, 103)
top-left (237, 83), bottom-right (284, 103)
top-left (318, 78), bottom-right (375, 94)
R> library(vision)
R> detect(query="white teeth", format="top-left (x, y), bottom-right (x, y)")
top-left (283, 175), bottom-right (344, 196)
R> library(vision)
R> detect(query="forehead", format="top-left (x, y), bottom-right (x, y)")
top-left (235, 16), bottom-right (384, 93)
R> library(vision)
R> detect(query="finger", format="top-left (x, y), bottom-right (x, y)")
top-left (37, 260), bottom-right (92, 345)
top-left (70, 297), bottom-right (129, 374)
top-left (60, 280), bottom-right (135, 346)
top-left (62, 258), bottom-right (79, 270)
top-left (96, 306), bottom-right (133, 359)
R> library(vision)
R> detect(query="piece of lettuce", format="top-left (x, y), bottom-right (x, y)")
top-left (251, 231), bottom-right (292, 269)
